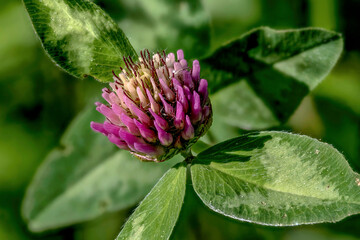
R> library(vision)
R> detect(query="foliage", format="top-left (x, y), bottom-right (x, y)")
top-left (1, 0), bottom-right (359, 239)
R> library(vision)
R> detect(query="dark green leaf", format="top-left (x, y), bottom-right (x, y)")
top-left (203, 27), bottom-right (343, 129)
top-left (23, 0), bottom-right (137, 82)
top-left (315, 97), bottom-right (360, 171)
top-left (191, 131), bottom-right (360, 226)
top-left (22, 105), bottom-right (180, 232)
top-left (116, 162), bottom-right (187, 240)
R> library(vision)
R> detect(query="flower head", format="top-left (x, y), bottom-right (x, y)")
top-left (91, 49), bottom-right (212, 162)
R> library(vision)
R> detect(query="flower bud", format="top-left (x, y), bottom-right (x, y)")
top-left (91, 49), bottom-right (212, 162)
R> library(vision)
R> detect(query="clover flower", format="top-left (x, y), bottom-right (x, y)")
top-left (91, 49), bottom-right (212, 162)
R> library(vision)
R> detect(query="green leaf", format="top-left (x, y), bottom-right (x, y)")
top-left (211, 81), bottom-right (280, 130)
top-left (314, 54), bottom-right (360, 116)
top-left (191, 131), bottom-right (360, 226)
top-left (23, 0), bottom-right (137, 82)
top-left (201, 0), bottom-right (261, 52)
top-left (22, 105), bottom-right (180, 232)
top-left (116, 162), bottom-right (187, 240)
top-left (203, 27), bottom-right (343, 129)
top-left (113, 0), bottom-right (211, 59)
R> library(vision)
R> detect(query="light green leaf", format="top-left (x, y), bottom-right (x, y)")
top-left (23, 0), bottom-right (136, 82)
top-left (191, 131), bottom-right (360, 226)
top-left (116, 162), bottom-right (187, 240)
top-left (203, 27), bottom-right (343, 129)
top-left (22, 105), bottom-right (180, 232)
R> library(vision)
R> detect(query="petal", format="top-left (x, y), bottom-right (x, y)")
top-left (159, 93), bottom-right (175, 117)
top-left (90, 122), bottom-right (107, 135)
top-left (174, 62), bottom-right (182, 72)
top-left (124, 97), bottom-right (152, 126)
top-left (134, 119), bottom-right (157, 142)
top-left (97, 104), bottom-right (122, 125)
top-left (103, 121), bottom-right (122, 136)
top-left (177, 49), bottom-right (184, 61)
top-left (134, 142), bottom-right (164, 157)
top-left (108, 134), bottom-right (130, 150)
top-left (154, 121), bottom-right (173, 146)
top-left (180, 59), bottom-right (188, 69)
top-left (156, 68), bottom-right (166, 83)
top-left (112, 103), bottom-right (127, 118)
top-left (124, 80), bottom-right (137, 100)
top-left (192, 60), bottom-right (200, 82)
top-left (181, 115), bottom-right (194, 140)
top-left (101, 91), bottom-right (112, 105)
top-left (190, 91), bottom-right (202, 123)
top-left (136, 86), bottom-right (149, 107)
top-left (183, 71), bottom-right (194, 89)
top-left (119, 113), bottom-right (140, 136)
top-left (168, 67), bottom-right (174, 78)
top-left (149, 108), bottom-right (168, 130)
top-left (146, 88), bottom-right (160, 114)
top-left (118, 128), bottom-right (144, 151)
top-left (172, 78), bottom-right (181, 90)
top-left (150, 77), bottom-right (161, 101)
top-left (159, 78), bottom-right (175, 101)
top-left (198, 79), bottom-right (209, 102)
top-left (109, 92), bottom-right (121, 106)
top-left (174, 101), bottom-right (185, 129)
top-left (113, 87), bottom-right (127, 109)
top-left (183, 85), bottom-right (192, 101)
top-left (166, 52), bottom-right (175, 66)
top-left (175, 85), bottom-right (189, 113)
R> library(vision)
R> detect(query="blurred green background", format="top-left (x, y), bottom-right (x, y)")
top-left (1, 0), bottom-right (359, 239)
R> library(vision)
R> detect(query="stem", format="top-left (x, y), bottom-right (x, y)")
top-left (181, 148), bottom-right (194, 164)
